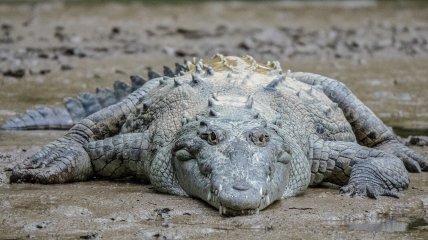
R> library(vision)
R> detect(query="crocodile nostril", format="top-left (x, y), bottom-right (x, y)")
top-left (232, 182), bottom-right (251, 191)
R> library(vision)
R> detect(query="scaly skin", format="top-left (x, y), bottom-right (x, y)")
top-left (0, 64), bottom-right (188, 130)
top-left (9, 55), bottom-right (428, 216)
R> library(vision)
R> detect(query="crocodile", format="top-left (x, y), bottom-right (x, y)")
top-left (7, 55), bottom-right (428, 216)
top-left (1, 64), bottom-right (188, 130)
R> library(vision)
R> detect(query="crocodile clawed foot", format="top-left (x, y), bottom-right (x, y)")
top-left (339, 156), bottom-right (408, 199)
top-left (10, 138), bottom-right (93, 184)
top-left (339, 183), bottom-right (399, 199)
top-left (375, 140), bottom-right (428, 173)
top-left (11, 156), bottom-right (74, 184)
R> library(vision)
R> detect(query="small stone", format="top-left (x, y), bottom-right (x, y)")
top-left (61, 65), bottom-right (73, 71)
top-left (3, 68), bottom-right (25, 78)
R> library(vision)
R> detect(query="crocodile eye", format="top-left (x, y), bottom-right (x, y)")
top-left (250, 130), bottom-right (270, 147)
top-left (200, 130), bottom-right (220, 145)
top-left (208, 131), bottom-right (218, 144)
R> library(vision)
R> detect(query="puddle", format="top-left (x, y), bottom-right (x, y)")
top-left (392, 127), bottom-right (428, 138)
top-left (347, 219), bottom-right (408, 232)
top-left (344, 217), bottom-right (428, 233)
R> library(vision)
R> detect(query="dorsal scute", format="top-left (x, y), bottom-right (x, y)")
top-left (188, 54), bottom-right (282, 75)
top-left (137, 55), bottom-right (289, 134)
top-left (177, 54), bottom-right (285, 93)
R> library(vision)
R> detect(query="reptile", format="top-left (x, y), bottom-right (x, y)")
top-left (1, 64), bottom-right (187, 130)
top-left (5, 55), bottom-right (427, 216)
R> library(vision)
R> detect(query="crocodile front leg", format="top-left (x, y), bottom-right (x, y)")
top-left (10, 78), bottom-right (161, 184)
top-left (85, 133), bottom-right (151, 180)
top-left (310, 137), bottom-right (409, 198)
top-left (86, 133), bottom-right (186, 196)
top-left (290, 72), bottom-right (428, 172)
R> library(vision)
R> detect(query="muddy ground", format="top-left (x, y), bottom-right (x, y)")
top-left (0, 1), bottom-right (428, 239)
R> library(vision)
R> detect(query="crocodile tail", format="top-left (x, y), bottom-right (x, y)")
top-left (1, 75), bottom-right (145, 130)
top-left (1, 106), bottom-right (74, 130)
top-left (1, 62), bottom-right (190, 130)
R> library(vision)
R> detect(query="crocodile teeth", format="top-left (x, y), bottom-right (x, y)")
top-left (256, 208), bottom-right (260, 214)
top-left (266, 195), bottom-right (270, 205)
top-left (219, 205), bottom-right (223, 215)
top-left (207, 191), bottom-right (212, 201)
top-left (219, 184), bottom-right (223, 193)
top-left (259, 187), bottom-right (263, 197)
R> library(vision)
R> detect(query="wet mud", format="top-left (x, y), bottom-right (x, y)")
top-left (1, 1), bottom-right (428, 239)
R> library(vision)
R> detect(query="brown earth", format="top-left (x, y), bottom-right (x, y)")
top-left (0, 1), bottom-right (428, 239)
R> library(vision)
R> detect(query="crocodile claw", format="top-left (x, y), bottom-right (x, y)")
top-left (375, 140), bottom-right (428, 173)
top-left (339, 182), bottom-right (399, 199)
top-left (10, 138), bottom-right (92, 184)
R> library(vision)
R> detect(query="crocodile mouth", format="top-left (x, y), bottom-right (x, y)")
top-left (206, 184), bottom-right (272, 216)
top-left (173, 147), bottom-right (284, 216)
top-left (218, 205), bottom-right (261, 216)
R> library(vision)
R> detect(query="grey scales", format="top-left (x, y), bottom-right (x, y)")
top-left (5, 55), bottom-right (428, 216)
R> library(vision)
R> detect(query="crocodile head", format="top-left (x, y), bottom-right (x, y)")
top-left (173, 115), bottom-right (292, 216)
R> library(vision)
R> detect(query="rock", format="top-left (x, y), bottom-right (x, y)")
top-left (3, 68), bottom-right (25, 78)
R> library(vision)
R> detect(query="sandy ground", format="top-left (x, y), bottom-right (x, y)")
top-left (0, 1), bottom-right (428, 239)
